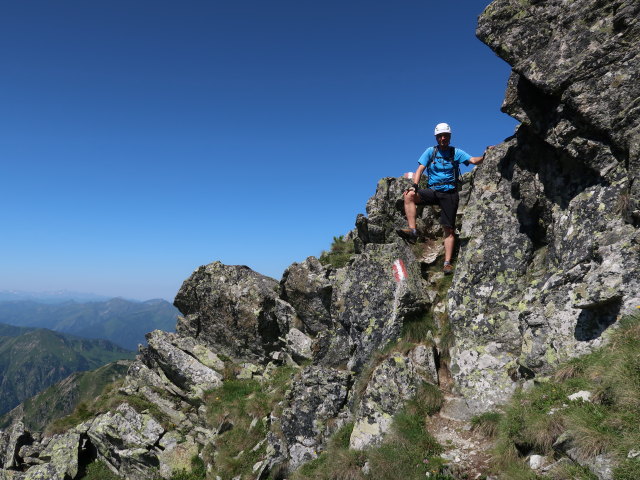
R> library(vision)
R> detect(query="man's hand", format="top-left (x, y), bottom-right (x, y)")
top-left (404, 183), bottom-right (419, 195)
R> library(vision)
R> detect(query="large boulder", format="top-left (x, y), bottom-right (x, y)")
top-left (349, 355), bottom-right (420, 450)
top-left (280, 366), bottom-right (352, 471)
top-left (445, 0), bottom-right (640, 414)
top-left (280, 256), bottom-right (333, 336)
top-left (142, 330), bottom-right (223, 399)
top-left (87, 403), bottom-right (165, 480)
top-left (24, 432), bottom-right (81, 480)
top-left (174, 262), bottom-right (295, 362)
top-left (331, 242), bottom-right (430, 372)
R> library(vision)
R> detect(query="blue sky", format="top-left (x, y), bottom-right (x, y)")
top-left (1, 0), bottom-right (517, 301)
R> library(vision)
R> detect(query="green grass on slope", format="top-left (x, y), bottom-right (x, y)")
top-left (0, 361), bottom-right (131, 431)
top-left (0, 328), bottom-right (134, 416)
top-left (473, 312), bottom-right (640, 479)
top-left (292, 383), bottom-right (452, 480)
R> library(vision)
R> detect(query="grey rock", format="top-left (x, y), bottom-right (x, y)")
top-left (280, 257), bottom-right (333, 336)
top-left (121, 360), bottom-right (192, 426)
top-left (87, 403), bottom-right (165, 479)
top-left (143, 330), bottom-right (223, 398)
top-left (408, 344), bottom-right (438, 384)
top-left (284, 328), bottom-right (313, 362)
top-left (280, 366), bottom-right (352, 470)
top-left (311, 327), bottom-right (350, 368)
top-left (553, 431), bottom-right (615, 480)
top-left (33, 432), bottom-right (81, 480)
top-left (439, 396), bottom-right (474, 423)
top-left (349, 355), bottom-right (419, 450)
top-left (331, 242), bottom-right (429, 372)
top-left (1, 422), bottom-right (29, 470)
top-left (568, 390), bottom-right (593, 402)
top-left (174, 262), bottom-right (293, 362)
top-left (528, 454), bottom-right (548, 470)
top-left (445, 0), bottom-right (640, 415)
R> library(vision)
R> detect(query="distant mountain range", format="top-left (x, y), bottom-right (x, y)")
top-left (0, 323), bottom-right (135, 416)
top-left (0, 297), bottom-right (179, 350)
top-left (0, 290), bottom-right (113, 303)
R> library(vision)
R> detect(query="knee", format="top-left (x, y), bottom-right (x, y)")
top-left (443, 227), bottom-right (455, 238)
top-left (404, 191), bottom-right (417, 204)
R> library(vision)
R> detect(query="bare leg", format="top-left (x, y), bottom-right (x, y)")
top-left (403, 191), bottom-right (419, 229)
top-left (443, 226), bottom-right (455, 262)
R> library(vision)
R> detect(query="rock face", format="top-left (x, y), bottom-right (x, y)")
top-left (280, 366), bottom-right (352, 470)
top-left (174, 261), bottom-right (295, 362)
top-left (445, 0), bottom-right (640, 414)
top-left (331, 242), bottom-right (430, 372)
top-left (280, 257), bottom-right (333, 336)
top-left (349, 355), bottom-right (420, 450)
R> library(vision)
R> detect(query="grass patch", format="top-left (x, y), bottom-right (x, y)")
top-left (79, 461), bottom-right (121, 480)
top-left (489, 313), bottom-right (640, 476)
top-left (402, 310), bottom-right (437, 344)
top-left (319, 235), bottom-right (356, 269)
top-left (613, 458), bottom-right (640, 480)
top-left (202, 365), bottom-right (296, 479)
top-left (471, 412), bottom-right (502, 439)
top-left (169, 455), bottom-right (207, 480)
top-left (292, 387), bottom-right (451, 480)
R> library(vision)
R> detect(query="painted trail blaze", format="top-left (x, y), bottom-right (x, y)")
top-left (392, 259), bottom-right (407, 282)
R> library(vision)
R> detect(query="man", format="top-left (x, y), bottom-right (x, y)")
top-left (396, 122), bottom-right (492, 274)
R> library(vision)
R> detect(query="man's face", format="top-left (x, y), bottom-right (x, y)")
top-left (436, 133), bottom-right (451, 147)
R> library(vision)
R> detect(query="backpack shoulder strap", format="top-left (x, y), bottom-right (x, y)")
top-left (449, 146), bottom-right (461, 185)
top-left (427, 146), bottom-right (438, 169)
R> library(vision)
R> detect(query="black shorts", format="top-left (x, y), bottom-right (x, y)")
top-left (415, 188), bottom-right (459, 229)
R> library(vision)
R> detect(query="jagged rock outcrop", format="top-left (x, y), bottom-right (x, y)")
top-left (280, 256), bottom-right (333, 336)
top-left (446, 0), bottom-right (640, 416)
top-left (143, 330), bottom-right (223, 398)
top-left (86, 403), bottom-right (164, 478)
top-left (174, 261), bottom-right (296, 362)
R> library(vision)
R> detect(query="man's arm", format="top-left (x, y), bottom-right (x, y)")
top-left (412, 164), bottom-right (427, 185)
top-left (468, 146), bottom-right (494, 165)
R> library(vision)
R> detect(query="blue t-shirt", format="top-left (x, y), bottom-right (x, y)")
top-left (418, 146), bottom-right (472, 191)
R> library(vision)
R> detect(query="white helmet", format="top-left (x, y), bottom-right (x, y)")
top-left (434, 123), bottom-right (452, 135)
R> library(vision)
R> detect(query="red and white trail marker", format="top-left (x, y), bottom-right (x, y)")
top-left (403, 172), bottom-right (414, 179)
top-left (392, 259), bottom-right (407, 282)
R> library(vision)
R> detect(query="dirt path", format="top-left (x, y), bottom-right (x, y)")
top-left (426, 400), bottom-right (496, 479)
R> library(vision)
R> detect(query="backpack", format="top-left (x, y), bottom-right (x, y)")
top-left (426, 146), bottom-right (460, 189)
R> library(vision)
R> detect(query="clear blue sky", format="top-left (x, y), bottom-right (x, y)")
top-left (1, 0), bottom-right (517, 301)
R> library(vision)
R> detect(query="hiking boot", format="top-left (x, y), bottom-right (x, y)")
top-left (443, 263), bottom-right (454, 275)
top-left (396, 228), bottom-right (418, 243)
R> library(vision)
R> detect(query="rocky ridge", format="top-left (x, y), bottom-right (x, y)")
top-left (0, 0), bottom-right (638, 479)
